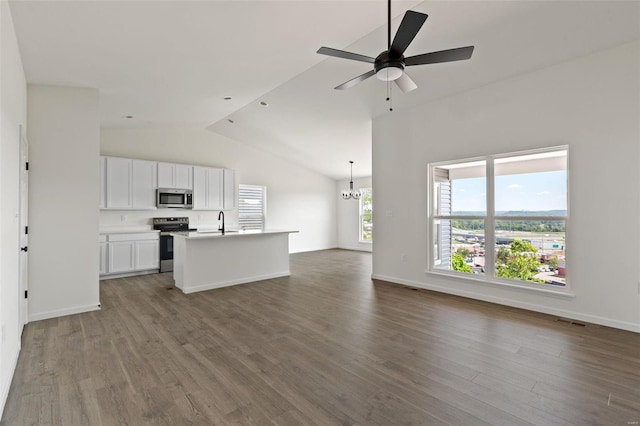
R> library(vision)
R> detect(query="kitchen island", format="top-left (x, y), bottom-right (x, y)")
top-left (171, 230), bottom-right (298, 294)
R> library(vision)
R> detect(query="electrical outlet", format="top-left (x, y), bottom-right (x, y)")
top-left (121, 215), bottom-right (127, 222)
top-left (198, 214), bottom-right (202, 220)
top-left (401, 254), bottom-right (407, 262)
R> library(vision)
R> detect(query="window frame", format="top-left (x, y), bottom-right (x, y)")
top-left (427, 146), bottom-right (571, 295)
top-left (238, 184), bottom-right (266, 230)
top-left (358, 187), bottom-right (373, 243)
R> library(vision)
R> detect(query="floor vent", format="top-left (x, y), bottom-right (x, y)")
top-left (556, 317), bottom-right (586, 327)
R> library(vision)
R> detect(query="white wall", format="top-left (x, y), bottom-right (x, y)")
top-left (0, 1), bottom-right (27, 417)
top-left (372, 41), bottom-right (640, 332)
top-left (100, 128), bottom-right (337, 253)
top-left (27, 85), bottom-right (101, 321)
top-left (337, 176), bottom-right (372, 252)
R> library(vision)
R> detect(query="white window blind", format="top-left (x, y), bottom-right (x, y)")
top-left (238, 184), bottom-right (265, 229)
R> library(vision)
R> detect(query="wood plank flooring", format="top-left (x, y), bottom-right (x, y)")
top-left (3, 249), bottom-right (639, 425)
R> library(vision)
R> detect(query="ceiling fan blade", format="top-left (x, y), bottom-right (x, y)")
top-left (317, 47), bottom-right (375, 64)
top-left (389, 11), bottom-right (428, 58)
top-left (394, 72), bottom-right (418, 93)
top-left (405, 46), bottom-right (474, 66)
top-left (335, 70), bottom-right (376, 90)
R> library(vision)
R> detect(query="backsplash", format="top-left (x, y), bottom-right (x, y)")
top-left (99, 209), bottom-right (239, 230)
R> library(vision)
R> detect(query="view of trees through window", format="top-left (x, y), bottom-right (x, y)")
top-left (430, 149), bottom-right (568, 287)
top-left (359, 188), bottom-right (372, 242)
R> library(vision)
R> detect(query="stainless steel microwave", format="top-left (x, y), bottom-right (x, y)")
top-left (156, 188), bottom-right (193, 209)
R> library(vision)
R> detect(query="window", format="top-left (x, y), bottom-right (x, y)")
top-left (238, 184), bottom-right (266, 230)
top-left (429, 147), bottom-right (568, 289)
top-left (359, 188), bottom-right (373, 242)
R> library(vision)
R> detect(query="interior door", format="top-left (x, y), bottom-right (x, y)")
top-left (18, 125), bottom-right (29, 330)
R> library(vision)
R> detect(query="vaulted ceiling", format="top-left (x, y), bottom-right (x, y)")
top-left (9, 1), bottom-right (640, 179)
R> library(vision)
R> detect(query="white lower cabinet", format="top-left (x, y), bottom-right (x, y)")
top-left (108, 241), bottom-right (135, 273)
top-left (135, 240), bottom-right (160, 270)
top-left (100, 232), bottom-right (159, 278)
top-left (99, 235), bottom-right (108, 275)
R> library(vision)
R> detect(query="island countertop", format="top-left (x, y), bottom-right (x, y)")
top-left (170, 229), bottom-right (298, 239)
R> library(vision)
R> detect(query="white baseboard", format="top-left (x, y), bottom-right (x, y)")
top-left (337, 244), bottom-right (373, 252)
top-left (100, 269), bottom-right (158, 280)
top-left (28, 303), bottom-right (101, 323)
top-left (0, 344), bottom-right (20, 420)
top-left (179, 271), bottom-right (290, 294)
top-left (372, 274), bottom-right (640, 333)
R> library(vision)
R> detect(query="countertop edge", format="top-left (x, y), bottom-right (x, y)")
top-left (171, 230), bottom-right (298, 239)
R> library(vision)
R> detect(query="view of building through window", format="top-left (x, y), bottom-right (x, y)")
top-left (430, 149), bottom-right (567, 287)
top-left (359, 188), bottom-right (372, 242)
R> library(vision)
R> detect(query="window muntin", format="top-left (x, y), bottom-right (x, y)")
top-left (359, 188), bottom-right (372, 242)
top-left (429, 147), bottom-right (568, 289)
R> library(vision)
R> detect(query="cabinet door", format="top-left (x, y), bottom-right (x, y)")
top-left (106, 157), bottom-right (133, 209)
top-left (99, 242), bottom-right (108, 275)
top-left (223, 169), bottom-right (235, 210)
top-left (108, 241), bottom-right (135, 273)
top-left (132, 159), bottom-right (157, 210)
top-left (157, 162), bottom-right (175, 188)
top-left (99, 157), bottom-right (106, 209)
top-left (192, 166), bottom-right (208, 210)
top-left (135, 240), bottom-right (159, 270)
top-left (207, 168), bottom-right (223, 210)
top-left (175, 164), bottom-right (193, 189)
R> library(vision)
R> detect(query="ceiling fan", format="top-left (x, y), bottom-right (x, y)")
top-left (317, 0), bottom-right (474, 93)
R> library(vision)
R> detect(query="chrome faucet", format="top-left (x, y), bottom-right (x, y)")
top-left (218, 211), bottom-right (225, 235)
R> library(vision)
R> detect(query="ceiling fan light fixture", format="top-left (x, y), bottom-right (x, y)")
top-left (375, 66), bottom-right (403, 81)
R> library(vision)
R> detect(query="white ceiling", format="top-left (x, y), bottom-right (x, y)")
top-left (9, 1), bottom-right (640, 179)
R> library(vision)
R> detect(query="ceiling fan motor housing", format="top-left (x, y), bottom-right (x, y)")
top-left (374, 51), bottom-right (405, 75)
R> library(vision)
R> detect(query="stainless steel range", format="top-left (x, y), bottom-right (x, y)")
top-left (152, 217), bottom-right (194, 273)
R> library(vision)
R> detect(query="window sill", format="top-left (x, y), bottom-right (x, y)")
top-left (358, 240), bottom-right (373, 244)
top-left (424, 269), bottom-right (575, 299)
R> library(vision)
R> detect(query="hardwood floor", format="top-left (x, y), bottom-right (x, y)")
top-left (3, 249), bottom-right (639, 425)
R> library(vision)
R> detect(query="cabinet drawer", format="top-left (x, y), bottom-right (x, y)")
top-left (107, 232), bottom-right (159, 242)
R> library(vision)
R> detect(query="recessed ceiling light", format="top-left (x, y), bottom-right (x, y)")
top-left (259, 101), bottom-right (269, 107)
top-left (227, 119), bottom-right (234, 124)
top-left (223, 96), bottom-right (232, 100)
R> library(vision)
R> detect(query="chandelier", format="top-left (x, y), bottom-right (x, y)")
top-left (342, 161), bottom-right (362, 200)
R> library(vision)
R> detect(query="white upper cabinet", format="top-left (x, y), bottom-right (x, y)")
top-left (192, 166), bottom-right (223, 210)
top-left (175, 164), bottom-right (193, 189)
top-left (132, 159), bottom-right (157, 210)
top-left (100, 156), bottom-right (231, 211)
top-left (223, 169), bottom-right (236, 210)
top-left (192, 166), bottom-right (208, 210)
top-left (158, 162), bottom-right (193, 189)
top-left (102, 156), bottom-right (157, 210)
top-left (105, 157), bottom-right (133, 209)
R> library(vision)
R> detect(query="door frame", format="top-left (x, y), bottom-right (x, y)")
top-left (18, 124), bottom-right (29, 330)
